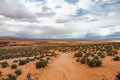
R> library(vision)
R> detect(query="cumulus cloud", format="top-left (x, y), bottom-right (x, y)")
top-left (0, 0), bottom-right (36, 20)
top-left (0, 0), bottom-right (120, 39)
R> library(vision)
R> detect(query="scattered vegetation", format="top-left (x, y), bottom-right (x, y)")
top-left (0, 71), bottom-right (2, 76)
top-left (0, 42), bottom-right (119, 79)
top-left (15, 69), bottom-right (22, 76)
top-left (1, 61), bottom-right (9, 68)
top-left (19, 60), bottom-right (28, 65)
top-left (73, 43), bottom-right (120, 68)
top-left (115, 72), bottom-right (120, 80)
top-left (7, 74), bottom-right (16, 80)
top-left (36, 60), bottom-right (48, 68)
top-left (11, 64), bottom-right (17, 69)
top-left (27, 73), bottom-right (31, 80)
top-left (74, 52), bottom-right (83, 57)
top-left (113, 56), bottom-right (120, 61)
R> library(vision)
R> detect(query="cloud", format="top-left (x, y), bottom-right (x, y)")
top-left (56, 18), bottom-right (69, 23)
top-left (0, 0), bottom-right (120, 39)
top-left (0, 0), bottom-right (36, 20)
top-left (37, 7), bottom-right (56, 17)
top-left (77, 0), bottom-right (96, 10)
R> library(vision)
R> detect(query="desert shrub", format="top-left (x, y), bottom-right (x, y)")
top-left (7, 74), bottom-right (16, 80)
top-left (19, 60), bottom-right (28, 65)
top-left (93, 59), bottom-right (102, 66)
top-left (47, 57), bottom-right (50, 60)
top-left (40, 55), bottom-right (44, 58)
top-left (113, 56), bottom-right (120, 61)
top-left (97, 52), bottom-right (103, 56)
top-left (114, 50), bottom-right (118, 54)
top-left (26, 58), bottom-right (30, 61)
top-left (106, 45), bottom-right (112, 53)
top-left (80, 56), bottom-right (89, 64)
top-left (11, 64), bottom-right (17, 69)
top-left (29, 58), bottom-right (35, 61)
top-left (93, 56), bottom-right (99, 59)
top-left (87, 60), bottom-right (95, 67)
top-left (36, 60), bottom-right (48, 68)
top-left (27, 73), bottom-right (31, 80)
top-left (87, 58), bottom-right (102, 67)
top-left (97, 52), bottom-right (105, 58)
top-left (90, 53), bottom-right (95, 57)
top-left (80, 57), bottom-right (86, 64)
top-left (84, 53), bottom-right (90, 57)
top-left (85, 57), bottom-right (90, 62)
top-left (74, 52), bottom-right (83, 57)
top-left (107, 52), bottom-right (113, 56)
top-left (15, 69), bottom-right (22, 76)
top-left (34, 56), bottom-right (40, 60)
top-left (0, 71), bottom-right (2, 76)
top-left (100, 54), bottom-right (105, 58)
top-left (76, 58), bottom-right (80, 62)
top-left (13, 60), bottom-right (18, 63)
top-left (2, 78), bottom-right (5, 80)
top-left (115, 72), bottom-right (120, 80)
top-left (1, 61), bottom-right (9, 68)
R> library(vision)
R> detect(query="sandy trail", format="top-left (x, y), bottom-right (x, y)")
top-left (34, 53), bottom-right (80, 80)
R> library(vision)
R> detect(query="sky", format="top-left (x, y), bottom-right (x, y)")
top-left (0, 0), bottom-right (120, 40)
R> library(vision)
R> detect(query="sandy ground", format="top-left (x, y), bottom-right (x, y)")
top-left (0, 51), bottom-right (120, 80)
top-left (31, 52), bottom-right (120, 80)
top-left (33, 53), bottom-right (80, 80)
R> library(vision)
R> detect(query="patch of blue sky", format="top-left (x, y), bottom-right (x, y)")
top-left (75, 9), bottom-right (89, 17)
top-left (29, 0), bottom-right (45, 2)
top-left (100, 0), bottom-right (120, 8)
top-left (65, 0), bottom-right (79, 4)
top-left (55, 5), bottom-right (62, 9)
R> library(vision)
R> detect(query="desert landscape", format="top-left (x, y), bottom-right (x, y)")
top-left (0, 38), bottom-right (119, 80)
top-left (0, 0), bottom-right (120, 80)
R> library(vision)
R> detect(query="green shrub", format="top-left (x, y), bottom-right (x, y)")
top-left (85, 57), bottom-right (90, 62)
top-left (29, 58), bottom-right (35, 61)
top-left (0, 71), bottom-right (2, 76)
top-left (74, 52), bottom-right (83, 57)
top-left (113, 56), bottom-right (119, 61)
top-left (106, 46), bottom-right (112, 53)
top-left (84, 53), bottom-right (90, 57)
top-left (90, 53), bottom-right (95, 57)
top-left (1, 61), bottom-right (9, 68)
top-left (7, 74), bottom-right (16, 80)
top-left (15, 69), bottom-right (22, 76)
top-left (93, 59), bottom-right (102, 66)
top-left (100, 54), bottom-right (105, 58)
top-left (13, 60), bottom-right (18, 63)
top-left (27, 73), bottom-right (31, 80)
top-left (80, 58), bottom-right (86, 64)
top-left (34, 56), bottom-right (40, 60)
top-left (113, 50), bottom-right (118, 54)
top-left (36, 60), bottom-right (48, 68)
top-left (40, 55), bottom-right (44, 58)
top-left (19, 60), bottom-right (28, 65)
top-left (93, 56), bottom-right (99, 59)
top-left (107, 52), bottom-right (113, 56)
top-left (115, 72), bottom-right (120, 80)
top-left (11, 64), bottom-right (17, 69)
top-left (2, 78), bottom-right (5, 80)
top-left (87, 58), bottom-right (102, 67)
top-left (87, 60), bottom-right (95, 67)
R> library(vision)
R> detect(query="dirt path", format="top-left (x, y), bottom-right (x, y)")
top-left (33, 53), bottom-right (80, 80)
